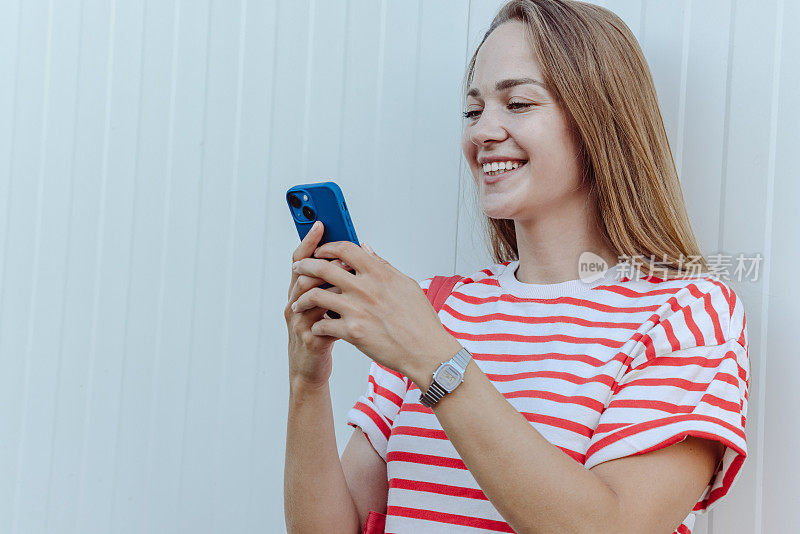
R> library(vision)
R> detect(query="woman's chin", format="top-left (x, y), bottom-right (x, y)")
top-left (480, 202), bottom-right (516, 221)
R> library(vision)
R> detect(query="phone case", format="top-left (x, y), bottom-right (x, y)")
top-left (286, 181), bottom-right (359, 295)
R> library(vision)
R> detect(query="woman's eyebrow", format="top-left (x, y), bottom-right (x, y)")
top-left (467, 78), bottom-right (546, 98)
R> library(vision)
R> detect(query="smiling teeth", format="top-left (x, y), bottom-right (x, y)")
top-left (483, 160), bottom-right (524, 176)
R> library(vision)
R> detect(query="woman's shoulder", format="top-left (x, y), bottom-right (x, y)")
top-left (617, 272), bottom-right (747, 347)
top-left (417, 261), bottom-right (511, 294)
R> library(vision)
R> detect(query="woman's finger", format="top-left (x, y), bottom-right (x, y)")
top-left (288, 221), bottom-right (324, 299)
top-left (292, 221), bottom-right (323, 262)
top-left (292, 286), bottom-right (344, 315)
top-left (289, 273), bottom-right (343, 307)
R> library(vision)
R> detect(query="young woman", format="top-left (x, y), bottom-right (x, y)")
top-left (284, 1), bottom-right (749, 533)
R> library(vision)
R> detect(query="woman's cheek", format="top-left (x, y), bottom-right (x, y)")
top-left (461, 136), bottom-right (475, 163)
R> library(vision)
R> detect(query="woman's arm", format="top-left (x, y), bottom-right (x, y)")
top-left (284, 378), bottom-right (360, 533)
top-left (341, 427), bottom-right (390, 528)
top-left (405, 336), bottom-right (721, 534)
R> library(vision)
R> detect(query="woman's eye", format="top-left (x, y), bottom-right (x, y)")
top-left (462, 102), bottom-right (534, 119)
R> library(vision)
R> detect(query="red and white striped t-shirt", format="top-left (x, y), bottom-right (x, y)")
top-left (346, 259), bottom-right (749, 534)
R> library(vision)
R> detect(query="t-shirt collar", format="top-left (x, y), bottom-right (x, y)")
top-left (497, 259), bottom-right (624, 298)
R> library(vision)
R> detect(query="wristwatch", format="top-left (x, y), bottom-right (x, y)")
top-left (418, 347), bottom-right (473, 408)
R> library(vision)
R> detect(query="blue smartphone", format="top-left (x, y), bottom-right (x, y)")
top-left (286, 181), bottom-right (359, 318)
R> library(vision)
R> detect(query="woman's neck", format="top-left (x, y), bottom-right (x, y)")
top-left (512, 201), bottom-right (618, 284)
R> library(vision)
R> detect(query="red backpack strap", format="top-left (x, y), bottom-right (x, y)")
top-left (364, 510), bottom-right (387, 534)
top-left (426, 275), bottom-right (463, 313)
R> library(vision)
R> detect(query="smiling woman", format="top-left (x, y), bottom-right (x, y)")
top-left (284, 1), bottom-right (750, 534)
top-left (342, 0), bottom-right (750, 534)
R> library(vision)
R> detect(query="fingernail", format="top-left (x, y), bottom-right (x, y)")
top-left (363, 243), bottom-right (374, 254)
top-left (312, 220), bottom-right (321, 231)
top-left (292, 261), bottom-right (299, 271)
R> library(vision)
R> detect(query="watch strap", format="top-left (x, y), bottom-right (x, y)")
top-left (451, 346), bottom-right (471, 372)
top-left (419, 380), bottom-right (449, 408)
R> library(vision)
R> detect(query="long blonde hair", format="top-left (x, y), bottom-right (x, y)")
top-left (464, 0), bottom-right (709, 278)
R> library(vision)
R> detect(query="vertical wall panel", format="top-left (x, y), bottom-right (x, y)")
top-left (371, 0), bottom-right (422, 278)
top-left (109, 1), bottom-right (178, 531)
top-left (44, 0), bottom-right (101, 527)
top-left (137, 3), bottom-right (185, 530)
top-left (11, 0), bottom-right (81, 532)
top-left (56, 0), bottom-right (117, 531)
top-left (714, 2), bottom-right (780, 532)
top-left (405, 0), bottom-right (470, 279)
top-left (0, 0), bottom-right (48, 526)
top-left (241, 0), bottom-right (279, 530)
top-left (75, 0), bottom-right (145, 531)
top-left (230, 0), bottom-right (276, 530)
top-left (679, 0), bottom-right (732, 255)
top-left (639, 0), bottom-right (690, 176)
top-left (138, 0), bottom-right (210, 531)
top-left (35, 0), bottom-right (83, 530)
top-left (206, 1), bottom-right (268, 529)
top-left (762, 1), bottom-right (800, 531)
top-left (173, 0), bottom-right (241, 529)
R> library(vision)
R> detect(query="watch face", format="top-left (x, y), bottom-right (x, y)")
top-left (435, 363), bottom-right (462, 391)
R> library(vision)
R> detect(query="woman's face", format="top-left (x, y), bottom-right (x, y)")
top-left (461, 21), bottom-right (586, 221)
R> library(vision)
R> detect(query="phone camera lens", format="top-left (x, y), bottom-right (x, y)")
top-left (288, 194), bottom-right (301, 209)
top-left (302, 206), bottom-right (315, 219)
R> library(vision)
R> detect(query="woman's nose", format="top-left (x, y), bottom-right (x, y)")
top-left (469, 110), bottom-right (508, 146)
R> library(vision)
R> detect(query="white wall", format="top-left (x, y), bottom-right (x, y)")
top-left (0, 0), bottom-right (797, 532)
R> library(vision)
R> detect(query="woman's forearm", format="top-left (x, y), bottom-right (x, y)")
top-left (284, 378), bottom-right (360, 533)
top-left (405, 337), bottom-right (622, 534)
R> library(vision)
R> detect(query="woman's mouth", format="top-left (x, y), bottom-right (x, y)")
top-left (481, 160), bottom-right (527, 184)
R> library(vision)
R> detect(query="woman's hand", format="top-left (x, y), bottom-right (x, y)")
top-left (284, 221), bottom-right (352, 389)
top-left (290, 236), bottom-right (458, 380)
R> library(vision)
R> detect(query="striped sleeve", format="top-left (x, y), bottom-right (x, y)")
top-left (345, 277), bottom-right (434, 460)
top-left (345, 361), bottom-right (410, 461)
top-left (585, 280), bottom-right (750, 513)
